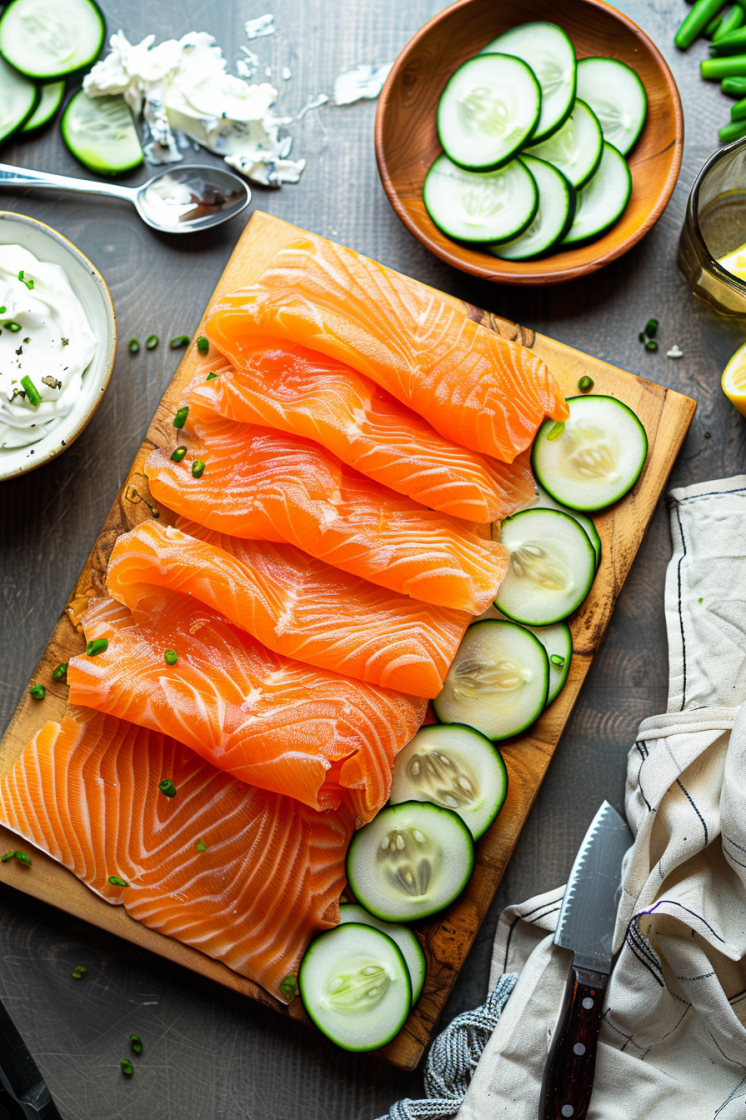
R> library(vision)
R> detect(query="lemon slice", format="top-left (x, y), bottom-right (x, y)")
top-left (718, 240), bottom-right (746, 282)
top-left (722, 339), bottom-right (746, 417)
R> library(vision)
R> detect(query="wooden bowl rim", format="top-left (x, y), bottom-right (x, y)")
top-left (374, 0), bottom-right (684, 286)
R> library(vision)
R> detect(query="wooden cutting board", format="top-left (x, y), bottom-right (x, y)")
top-left (0, 211), bottom-right (695, 1071)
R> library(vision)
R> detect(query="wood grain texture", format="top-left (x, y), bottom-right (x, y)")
top-left (375, 0), bottom-right (684, 285)
top-left (0, 210), bottom-right (695, 1071)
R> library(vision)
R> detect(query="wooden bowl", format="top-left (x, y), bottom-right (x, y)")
top-left (375, 0), bottom-right (683, 285)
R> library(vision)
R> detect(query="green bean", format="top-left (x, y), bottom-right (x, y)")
top-left (676, 0), bottom-right (727, 49)
top-left (720, 117), bottom-right (746, 141)
top-left (713, 5), bottom-right (745, 41)
top-left (702, 54), bottom-right (746, 77)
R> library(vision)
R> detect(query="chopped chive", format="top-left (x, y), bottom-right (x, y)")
top-left (638, 331), bottom-right (646, 343)
top-left (108, 875), bottom-right (129, 887)
top-left (206, 371), bottom-right (218, 381)
top-left (170, 335), bottom-right (190, 349)
top-left (173, 406), bottom-right (189, 429)
top-left (18, 270), bottom-right (34, 290)
top-left (129, 1034), bottom-right (143, 1055)
top-left (644, 318), bottom-right (659, 338)
top-left (52, 662), bottom-right (68, 681)
top-left (145, 334), bottom-right (159, 350)
top-left (699, 597), bottom-right (704, 603)
top-left (0, 306), bottom-right (5, 314)
top-left (128, 339), bottom-right (140, 354)
top-left (1, 852), bottom-right (15, 862)
top-left (164, 649), bottom-right (178, 666)
top-left (196, 840), bottom-right (206, 852)
top-left (577, 375), bottom-right (594, 393)
top-left (645, 339), bottom-right (659, 352)
top-left (120, 1059), bottom-right (134, 1077)
top-left (192, 460), bottom-right (205, 478)
top-left (71, 965), bottom-right (88, 980)
top-left (4, 321), bottom-right (21, 332)
top-left (13, 852), bottom-right (31, 867)
top-left (29, 683), bottom-right (45, 700)
top-left (550, 653), bottom-right (566, 668)
top-left (546, 421), bottom-right (565, 442)
top-left (158, 778), bottom-right (177, 798)
top-left (196, 336), bottom-right (209, 354)
top-left (61, 337), bottom-right (69, 346)
top-left (279, 975), bottom-right (298, 1002)
top-left (170, 446), bottom-right (187, 462)
top-left (86, 638), bottom-right (109, 657)
top-left (21, 375), bottom-right (41, 407)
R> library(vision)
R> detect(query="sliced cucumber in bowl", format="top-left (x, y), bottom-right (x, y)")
top-left (338, 903), bottom-right (427, 1005)
top-left (524, 99), bottom-right (603, 189)
top-left (0, 55), bottom-right (39, 145)
top-left (0, 0), bottom-right (105, 82)
top-left (482, 21), bottom-right (576, 143)
top-left (389, 724), bottom-right (508, 839)
top-left (495, 509), bottom-right (596, 626)
top-left (433, 619), bottom-right (548, 740)
top-left (424, 154), bottom-right (538, 244)
top-left (560, 141), bottom-right (632, 247)
top-left (491, 155), bottom-right (575, 261)
top-left (61, 90), bottom-right (144, 175)
top-left (576, 57), bottom-right (647, 156)
top-left (531, 395), bottom-right (648, 511)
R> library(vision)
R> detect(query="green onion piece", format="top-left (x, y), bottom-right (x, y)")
top-left (196, 840), bottom-right (206, 852)
top-left (13, 852), bottom-right (31, 867)
top-left (722, 76), bottom-right (746, 96)
top-left (546, 421), bottom-right (565, 443)
top-left (71, 965), bottom-right (88, 979)
top-left (108, 875), bottom-right (129, 887)
top-left (676, 0), bottom-right (728, 50)
top-left (52, 662), bottom-right (68, 680)
top-left (145, 334), bottom-right (159, 350)
top-left (280, 975), bottom-right (298, 1001)
top-left (720, 116), bottom-right (746, 142)
top-left (4, 321), bottom-right (21, 332)
top-left (192, 459), bottom-right (206, 478)
top-left (577, 375), bottom-right (594, 393)
top-left (644, 318), bottom-right (659, 338)
top-left (550, 653), bottom-right (566, 668)
top-left (206, 372), bottom-right (218, 381)
top-left (29, 683), bottom-right (45, 700)
top-left (699, 597), bottom-right (704, 603)
top-left (21, 376), bottom-right (42, 407)
top-left (0, 307), bottom-right (5, 314)
top-left (638, 331), bottom-right (646, 343)
top-left (702, 55), bottom-right (746, 78)
top-left (170, 445), bottom-right (187, 462)
top-left (1, 852), bottom-right (15, 862)
top-left (196, 336), bottom-right (209, 354)
top-left (86, 638), bottom-right (109, 657)
top-left (645, 339), bottom-right (659, 352)
top-left (18, 270), bottom-right (34, 290)
top-left (164, 649), bottom-right (178, 666)
top-left (711, 18), bottom-right (746, 50)
top-left (128, 339), bottom-right (140, 354)
top-left (120, 1059), bottom-right (134, 1077)
top-left (129, 1034), bottom-right (143, 1055)
top-left (705, 13), bottom-right (723, 36)
top-left (159, 778), bottom-right (177, 798)
top-left (173, 406), bottom-right (189, 429)
top-left (170, 335), bottom-right (190, 349)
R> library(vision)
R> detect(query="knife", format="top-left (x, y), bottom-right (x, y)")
top-left (540, 800), bottom-right (632, 1120)
top-left (0, 996), bottom-right (63, 1119)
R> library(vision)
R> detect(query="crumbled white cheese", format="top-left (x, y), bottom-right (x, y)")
top-left (244, 14), bottom-right (276, 40)
top-left (282, 67), bottom-right (291, 81)
top-left (666, 344), bottom-right (684, 359)
top-left (84, 30), bottom-right (303, 186)
top-left (333, 62), bottom-right (393, 106)
top-left (296, 93), bottom-right (330, 120)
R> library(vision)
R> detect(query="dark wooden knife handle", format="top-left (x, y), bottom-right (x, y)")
top-left (540, 965), bottom-right (607, 1120)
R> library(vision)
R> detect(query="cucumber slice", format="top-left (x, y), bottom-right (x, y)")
top-left (22, 80), bottom-right (65, 133)
top-left (0, 54), bottom-right (39, 145)
top-left (576, 57), bottom-right (647, 156)
top-left (495, 509), bottom-right (596, 626)
top-left (346, 803), bottom-right (474, 923)
top-left (433, 619), bottom-right (548, 740)
top-left (61, 91), bottom-right (144, 175)
top-left (298, 924), bottom-right (411, 1051)
top-left (530, 482), bottom-right (602, 569)
top-left (524, 99), bottom-right (603, 189)
top-left (437, 53), bottom-right (541, 171)
top-left (389, 724), bottom-right (508, 839)
top-left (560, 142), bottom-right (632, 247)
top-left (492, 609), bottom-right (573, 706)
top-left (482, 22), bottom-right (576, 143)
top-left (0, 0), bottom-right (105, 81)
top-left (491, 155), bottom-right (575, 260)
top-left (338, 904), bottom-right (427, 1004)
top-left (424, 153), bottom-right (538, 244)
top-left (531, 396), bottom-right (648, 512)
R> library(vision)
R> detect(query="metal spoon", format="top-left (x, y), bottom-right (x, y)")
top-left (0, 163), bottom-right (251, 233)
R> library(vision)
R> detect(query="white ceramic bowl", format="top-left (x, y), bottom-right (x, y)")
top-left (0, 211), bottom-right (116, 481)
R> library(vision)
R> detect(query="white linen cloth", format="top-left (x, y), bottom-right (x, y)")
top-left (381, 476), bottom-right (746, 1120)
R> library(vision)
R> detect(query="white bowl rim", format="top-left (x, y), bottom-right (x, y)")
top-left (0, 211), bottom-right (117, 482)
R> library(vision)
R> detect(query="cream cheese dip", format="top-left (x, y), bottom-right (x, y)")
top-left (0, 244), bottom-right (97, 450)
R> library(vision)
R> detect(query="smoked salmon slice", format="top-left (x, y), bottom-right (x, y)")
top-left (145, 412), bottom-right (508, 614)
top-left (189, 342), bottom-right (536, 522)
top-left (0, 709), bottom-right (354, 1002)
top-left (67, 592), bottom-right (425, 824)
top-left (106, 520), bottom-right (469, 698)
top-left (205, 233), bottom-right (568, 462)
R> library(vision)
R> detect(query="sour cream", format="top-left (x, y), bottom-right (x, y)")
top-left (0, 245), bottom-right (97, 450)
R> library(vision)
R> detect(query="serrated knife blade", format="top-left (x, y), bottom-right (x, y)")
top-left (541, 801), bottom-right (632, 1120)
